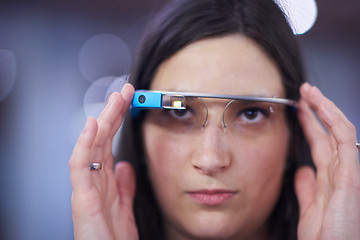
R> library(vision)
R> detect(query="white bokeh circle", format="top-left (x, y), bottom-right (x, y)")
top-left (79, 34), bottom-right (131, 83)
top-left (83, 75), bottom-right (129, 119)
top-left (274, 0), bottom-right (318, 35)
top-left (83, 76), bottom-right (115, 118)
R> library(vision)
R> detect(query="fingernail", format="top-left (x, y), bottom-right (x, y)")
top-left (120, 83), bottom-right (128, 94)
top-left (106, 92), bottom-right (114, 105)
top-left (302, 82), bottom-right (311, 92)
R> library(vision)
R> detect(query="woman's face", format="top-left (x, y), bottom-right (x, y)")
top-left (143, 35), bottom-right (290, 240)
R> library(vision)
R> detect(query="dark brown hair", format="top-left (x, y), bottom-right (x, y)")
top-left (117, 0), bottom-right (312, 239)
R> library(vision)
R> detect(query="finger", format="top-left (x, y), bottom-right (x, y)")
top-left (295, 166), bottom-right (316, 217)
top-left (109, 83), bottom-right (135, 138)
top-left (69, 117), bottom-right (98, 192)
top-left (93, 84), bottom-right (135, 150)
top-left (329, 133), bottom-right (338, 153)
top-left (114, 161), bottom-right (136, 212)
top-left (120, 83), bottom-right (135, 115)
top-left (297, 98), bottom-right (332, 169)
top-left (300, 82), bottom-right (357, 147)
top-left (91, 84), bottom-right (135, 167)
top-left (300, 83), bottom-right (358, 169)
top-left (93, 92), bottom-right (125, 149)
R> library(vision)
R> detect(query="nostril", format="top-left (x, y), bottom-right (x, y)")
top-left (193, 163), bottom-right (228, 176)
top-left (192, 154), bottom-right (231, 176)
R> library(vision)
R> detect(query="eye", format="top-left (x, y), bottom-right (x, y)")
top-left (238, 107), bottom-right (269, 123)
top-left (168, 108), bottom-right (194, 121)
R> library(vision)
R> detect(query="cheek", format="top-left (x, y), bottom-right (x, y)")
top-left (237, 124), bottom-right (290, 211)
top-left (243, 115), bottom-right (290, 176)
top-left (245, 134), bottom-right (288, 177)
top-left (143, 123), bottom-right (185, 171)
top-left (142, 122), bottom-right (186, 203)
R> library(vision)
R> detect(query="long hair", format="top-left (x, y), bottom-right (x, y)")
top-left (117, 0), bottom-right (312, 239)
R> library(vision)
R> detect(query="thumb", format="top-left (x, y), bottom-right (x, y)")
top-left (115, 161), bottom-right (136, 211)
top-left (295, 166), bottom-right (316, 217)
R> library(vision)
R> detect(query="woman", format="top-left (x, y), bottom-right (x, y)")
top-left (69, 0), bottom-right (360, 239)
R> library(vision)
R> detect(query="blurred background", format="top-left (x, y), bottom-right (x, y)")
top-left (0, 0), bottom-right (359, 239)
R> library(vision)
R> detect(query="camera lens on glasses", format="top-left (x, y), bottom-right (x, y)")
top-left (138, 94), bottom-right (146, 104)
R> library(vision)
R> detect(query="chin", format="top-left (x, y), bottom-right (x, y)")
top-left (189, 229), bottom-right (236, 240)
top-left (183, 228), bottom-right (242, 240)
top-left (177, 212), bottom-right (245, 240)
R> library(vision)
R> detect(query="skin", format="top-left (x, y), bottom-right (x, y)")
top-left (69, 35), bottom-right (360, 240)
top-left (143, 35), bottom-right (290, 240)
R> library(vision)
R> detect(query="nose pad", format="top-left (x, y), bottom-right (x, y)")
top-left (197, 97), bottom-right (208, 128)
top-left (191, 123), bottom-right (231, 176)
top-left (222, 100), bottom-right (236, 128)
top-left (200, 98), bottom-right (233, 130)
top-left (197, 97), bottom-right (227, 130)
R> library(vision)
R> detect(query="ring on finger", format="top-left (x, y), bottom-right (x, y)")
top-left (89, 162), bottom-right (102, 170)
top-left (357, 142), bottom-right (360, 152)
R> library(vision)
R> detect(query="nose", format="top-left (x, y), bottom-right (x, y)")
top-left (191, 123), bottom-right (232, 176)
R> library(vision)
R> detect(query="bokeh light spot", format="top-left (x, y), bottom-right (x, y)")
top-left (106, 74), bottom-right (129, 98)
top-left (79, 34), bottom-right (131, 82)
top-left (83, 75), bottom-right (129, 119)
top-left (274, 0), bottom-right (318, 35)
top-left (84, 76), bottom-right (115, 118)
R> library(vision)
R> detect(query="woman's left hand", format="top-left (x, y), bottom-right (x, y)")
top-left (295, 82), bottom-right (360, 240)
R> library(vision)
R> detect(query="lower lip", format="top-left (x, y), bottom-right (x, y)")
top-left (187, 192), bottom-right (236, 206)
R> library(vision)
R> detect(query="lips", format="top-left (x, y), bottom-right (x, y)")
top-left (187, 190), bottom-right (237, 206)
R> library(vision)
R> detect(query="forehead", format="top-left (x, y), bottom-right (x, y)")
top-left (150, 34), bottom-right (285, 98)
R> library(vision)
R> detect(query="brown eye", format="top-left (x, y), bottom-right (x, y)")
top-left (168, 108), bottom-right (194, 120)
top-left (244, 109), bottom-right (258, 120)
top-left (238, 107), bottom-right (269, 123)
top-left (172, 109), bottom-right (188, 117)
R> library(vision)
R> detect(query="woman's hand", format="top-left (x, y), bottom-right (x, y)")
top-left (296, 82), bottom-right (360, 240)
top-left (69, 83), bottom-right (138, 240)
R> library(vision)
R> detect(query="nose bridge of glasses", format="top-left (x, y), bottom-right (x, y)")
top-left (191, 97), bottom-right (232, 129)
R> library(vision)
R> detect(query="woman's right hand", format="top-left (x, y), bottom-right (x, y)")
top-left (69, 83), bottom-right (138, 240)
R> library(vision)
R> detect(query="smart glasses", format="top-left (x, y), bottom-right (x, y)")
top-left (131, 90), bottom-right (297, 136)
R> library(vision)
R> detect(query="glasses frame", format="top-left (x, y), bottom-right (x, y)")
top-left (133, 89), bottom-right (297, 108)
top-left (131, 91), bottom-right (298, 128)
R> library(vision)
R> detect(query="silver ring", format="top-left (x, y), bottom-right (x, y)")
top-left (357, 142), bottom-right (360, 152)
top-left (89, 162), bottom-right (102, 170)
